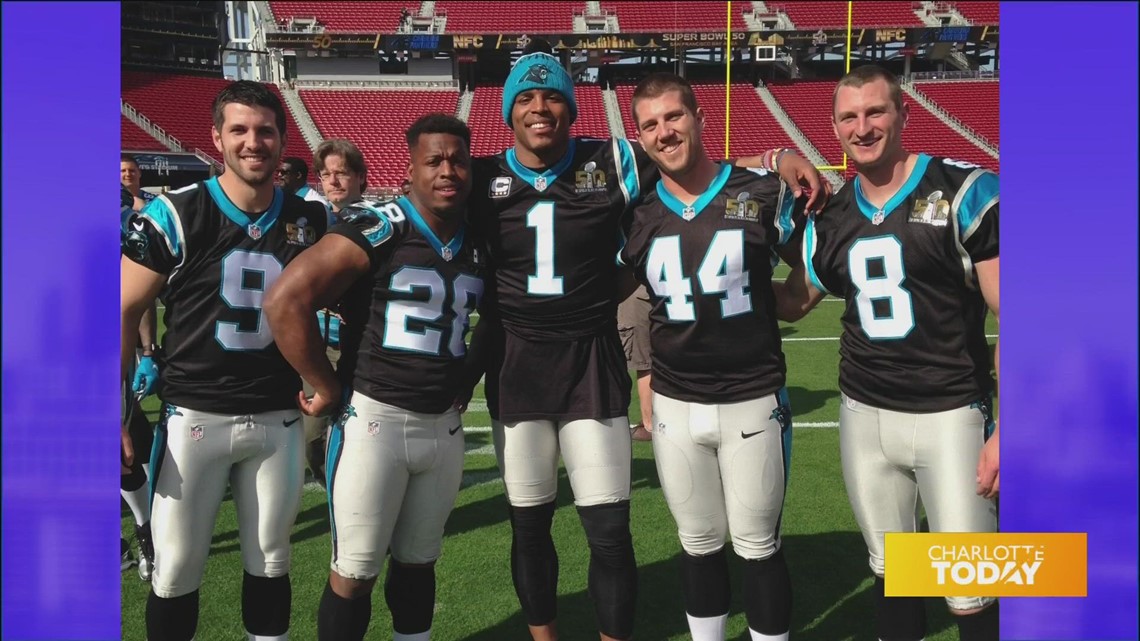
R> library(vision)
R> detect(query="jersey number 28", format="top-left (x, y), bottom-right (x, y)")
top-left (384, 268), bottom-right (484, 357)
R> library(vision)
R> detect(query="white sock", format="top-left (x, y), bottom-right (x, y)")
top-left (686, 613), bottom-right (728, 641)
top-left (393, 631), bottom-right (431, 641)
top-left (247, 633), bottom-right (288, 640)
top-left (121, 485), bottom-right (150, 526)
top-left (749, 629), bottom-right (788, 641)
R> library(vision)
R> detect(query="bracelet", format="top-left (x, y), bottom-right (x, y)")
top-left (773, 148), bottom-right (791, 173)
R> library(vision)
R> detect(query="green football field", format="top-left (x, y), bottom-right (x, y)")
top-left (122, 263), bottom-right (999, 640)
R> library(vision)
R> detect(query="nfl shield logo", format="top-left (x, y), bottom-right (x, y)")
top-left (534, 176), bottom-right (548, 192)
top-left (367, 421), bottom-right (380, 436)
top-left (190, 425), bottom-right (204, 441)
top-left (682, 206), bottom-right (696, 221)
top-left (441, 246), bottom-right (453, 262)
top-left (871, 211), bottom-right (885, 226)
top-left (248, 224), bottom-right (262, 239)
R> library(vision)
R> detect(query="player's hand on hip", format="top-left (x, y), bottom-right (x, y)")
top-left (976, 429), bottom-right (1000, 499)
top-left (776, 152), bottom-right (832, 214)
top-left (132, 355), bottom-right (160, 397)
top-left (298, 386), bottom-right (341, 418)
top-left (121, 423), bottom-right (135, 475)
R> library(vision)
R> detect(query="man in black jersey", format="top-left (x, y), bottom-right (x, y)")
top-left (121, 81), bottom-right (327, 641)
top-left (120, 175), bottom-right (159, 582)
top-left (462, 39), bottom-right (829, 641)
top-left (776, 66), bottom-right (1000, 641)
top-left (265, 114), bottom-right (485, 641)
top-left (621, 72), bottom-right (801, 641)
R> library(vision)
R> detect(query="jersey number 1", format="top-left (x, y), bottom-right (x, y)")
top-left (848, 236), bottom-right (915, 340)
top-left (526, 202), bottom-right (564, 295)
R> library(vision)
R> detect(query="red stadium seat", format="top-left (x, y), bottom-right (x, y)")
top-left (913, 81), bottom-right (999, 145)
top-left (600, 1), bottom-right (746, 32)
top-left (767, 2), bottom-right (924, 28)
top-left (300, 89), bottom-right (459, 189)
top-left (121, 115), bottom-right (168, 152)
top-left (268, 2), bottom-right (416, 32)
top-left (122, 72), bottom-right (310, 163)
top-left (952, 1), bottom-right (999, 25)
top-left (436, 1), bottom-right (582, 33)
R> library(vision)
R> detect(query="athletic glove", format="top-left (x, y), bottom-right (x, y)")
top-left (132, 355), bottom-right (160, 397)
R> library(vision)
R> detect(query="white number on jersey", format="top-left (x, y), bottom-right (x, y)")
top-left (848, 236), bottom-right (915, 340)
top-left (384, 267), bottom-right (483, 356)
top-left (526, 201), bottom-right (564, 295)
top-left (378, 202), bottom-right (407, 224)
top-left (942, 158), bottom-right (981, 170)
top-left (216, 249), bottom-right (285, 351)
top-left (646, 230), bottom-right (752, 322)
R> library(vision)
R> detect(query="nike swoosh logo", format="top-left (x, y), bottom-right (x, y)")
top-left (448, 425), bottom-right (461, 436)
top-left (283, 417), bottom-right (301, 427)
top-left (741, 429), bottom-right (765, 439)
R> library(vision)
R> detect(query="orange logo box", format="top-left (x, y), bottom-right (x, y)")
top-left (884, 533), bottom-right (1087, 597)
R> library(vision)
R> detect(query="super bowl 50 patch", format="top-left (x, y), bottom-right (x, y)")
top-left (909, 190), bottom-right (950, 227)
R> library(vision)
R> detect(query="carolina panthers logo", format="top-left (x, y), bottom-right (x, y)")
top-left (769, 405), bottom-right (791, 433)
top-left (124, 229), bottom-right (150, 261)
top-left (521, 65), bottom-right (551, 85)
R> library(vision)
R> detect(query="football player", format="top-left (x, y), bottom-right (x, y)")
top-left (299, 138), bottom-right (371, 487)
top-left (462, 40), bottom-right (828, 641)
top-left (120, 177), bottom-right (158, 582)
top-left (120, 81), bottom-right (328, 641)
top-left (277, 155), bottom-right (331, 209)
top-left (775, 65), bottom-right (1000, 641)
top-left (264, 114), bottom-right (484, 641)
top-left (122, 154), bottom-right (157, 211)
top-left (621, 72), bottom-right (802, 641)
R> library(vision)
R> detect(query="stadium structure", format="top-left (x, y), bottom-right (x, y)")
top-left (121, 0), bottom-right (998, 197)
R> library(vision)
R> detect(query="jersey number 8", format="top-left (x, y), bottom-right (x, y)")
top-left (848, 236), bottom-right (915, 340)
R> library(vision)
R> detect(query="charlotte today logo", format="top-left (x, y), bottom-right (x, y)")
top-left (885, 533), bottom-right (1087, 598)
top-left (928, 543), bottom-right (1044, 586)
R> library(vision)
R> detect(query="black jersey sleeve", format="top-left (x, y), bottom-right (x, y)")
top-left (624, 139), bottom-right (661, 203)
top-left (327, 201), bottom-right (407, 274)
top-left (953, 168), bottom-right (999, 262)
top-left (122, 197), bottom-right (185, 275)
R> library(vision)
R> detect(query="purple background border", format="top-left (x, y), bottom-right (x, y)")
top-left (1, 2), bottom-right (1136, 639)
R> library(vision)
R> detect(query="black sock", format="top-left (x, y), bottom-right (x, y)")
top-left (242, 572), bottom-right (292, 637)
top-left (873, 575), bottom-right (926, 641)
top-left (146, 589), bottom-right (199, 641)
top-left (956, 601), bottom-right (999, 641)
top-left (317, 579), bottom-right (372, 641)
top-left (741, 549), bottom-right (793, 635)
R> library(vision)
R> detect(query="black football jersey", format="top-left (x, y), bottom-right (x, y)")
top-left (467, 137), bottom-right (657, 340)
top-left (805, 154), bottom-right (999, 412)
top-left (123, 178), bottom-right (328, 414)
top-left (621, 164), bottom-right (804, 403)
top-left (331, 197), bottom-right (486, 415)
